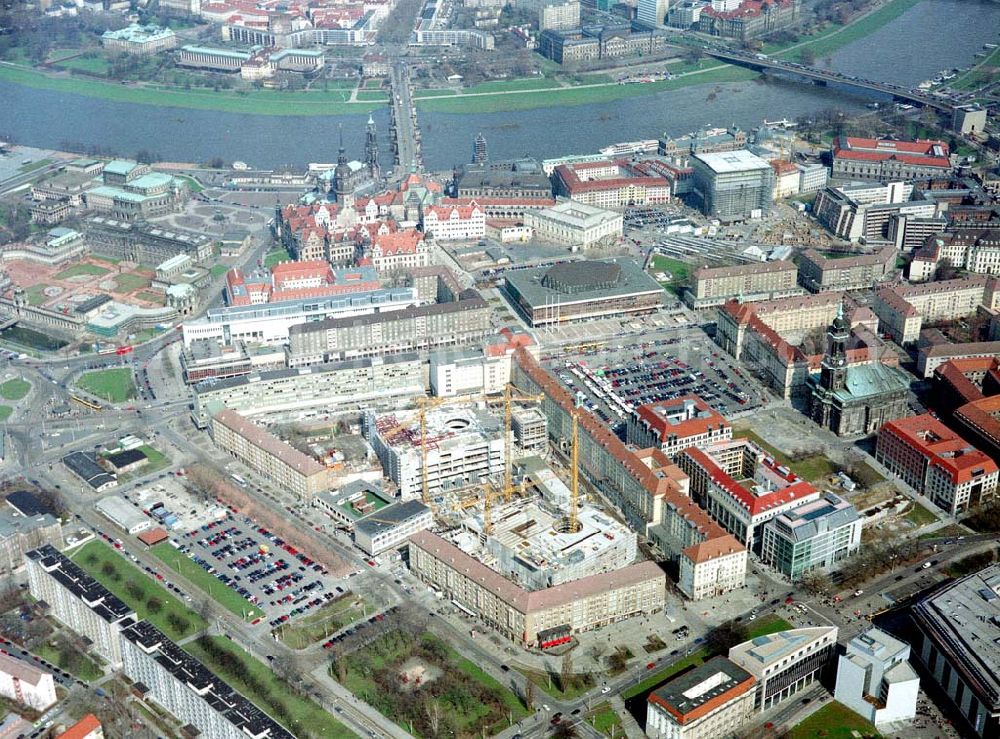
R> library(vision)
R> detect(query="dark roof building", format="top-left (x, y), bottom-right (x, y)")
top-left (104, 448), bottom-right (148, 472)
top-left (62, 451), bottom-right (117, 491)
top-left (5, 490), bottom-right (53, 518)
top-left (502, 257), bottom-right (664, 327)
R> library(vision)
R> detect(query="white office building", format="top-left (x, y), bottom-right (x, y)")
top-left (353, 500), bottom-right (433, 556)
top-left (637, 0), bottom-right (669, 25)
top-left (729, 627), bottom-right (838, 710)
top-left (835, 628), bottom-right (919, 727)
top-left (524, 200), bottom-right (623, 249)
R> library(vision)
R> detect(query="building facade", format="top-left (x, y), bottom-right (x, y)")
top-left (831, 137), bottom-right (952, 182)
top-left (646, 656), bottom-right (756, 739)
top-left (834, 628), bottom-right (919, 727)
top-left (210, 409), bottom-right (329, 499)
top-left (688, 260), bottom-right (800, 309)
top-left (0, 654), bottom-right (56, 711)
top-left (524, 200), bottom-right (624, 247)
top-left (690, 150), bottom-right (774, 221)
top-left (728, 627), bottom-right (838, 710)
top-left (797, 246), bottom-right (897, 293)
top-left (626, 395), bottom-right (732, 457)
top-left (760, 493), bottom-right (862, 580)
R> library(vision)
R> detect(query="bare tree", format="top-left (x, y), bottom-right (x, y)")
top-left (424, 699), bottom-right (442, 737)
top-left (523, 679), bottom-right (536, 710)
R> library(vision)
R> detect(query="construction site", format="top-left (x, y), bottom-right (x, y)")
top-left (360, 386), bottom-right (649, 590)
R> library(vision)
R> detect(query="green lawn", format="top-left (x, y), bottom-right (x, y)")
top-left (0, 379), bottom-right (30, 401)
top-left (518, 665), bottom-right (595, 700)
top-left (23, 284), bottom-right (51, 307)
top-left (586, 702), bottom-right (622, 736)
top-left (0, 406), bottom-right (11, 422)
top-left (35, 641), bottom-right (103, 682)
top-left (136, 290), bottom-right (165, 303)
top-left (175, 174), bottom-right (205, 193)
top-left (70, 540), bottom-right (206, 641)
top-left (121, 444), bottom-right (171, 479)
top-left (17, 158), bottom-right (52, 174)
top-left (210, 264), bottom-right (230, 278)
top-left (417, 65), bottom-right (755, 114)
top-left (187, 636), bottom-right (354, 738)
top-left (770, 0), bottom-right (921, 60)
top-left (648, 255), bottom-right (691, 294)
top-left (113, 273), bottom-right (151, 292)
top-left (54, 263), bottom-right (110, 279)
top-left (75, 367), bottom-right (136, 403)
top-left (150, 543), bottom-right (261, 621)
top-left (275, 594), bottom-right (368, 648)
top-left (622, 647), bottom-right (710, 700)
top-left (264, 247), bottom-right (292, 268)
top-left (414, 87), bottom-right (457, 97)
top-left (733, 428), bottom-right (835, 482)
top-left (355, 90), bottom-right (389, 101)
top-left (904, 501), bottom-right (939, 528)
top-left (55, 55), bottom-right (110, 75)
top-left (748, 614), bottom-right (793, 638)
top-left (464, 77), bottom-right (561, 94)
top-left (0, 64), bottom-right (383, 116)
top-left (786, 700), bottom-right (881, 739)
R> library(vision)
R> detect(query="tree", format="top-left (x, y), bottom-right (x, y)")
top-left (934, 257), bottom-right (958, 281)
top-left (799, 570), bottom-right (832, 596)
top-left (523, 678), bottom-right (536, 710)
top-left (799, 48), bottom-right (816, 66)
top-left (560, 653), bottom-right (573, 693)
top-left (147, 597), bottom-right (163, 614)
top-left (705, 619), bottom-right (749, 654)
top-left (684, 46), bottom-right (704, 65)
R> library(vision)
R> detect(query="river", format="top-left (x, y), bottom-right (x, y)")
top-left (2, 0), bottom-right (998, 169)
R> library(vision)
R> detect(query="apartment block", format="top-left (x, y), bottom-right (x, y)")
top-left (0, 653), bottom-right (56, 711)
top-left (876, 414), bottom-right (998, 514)
top-left (831, 137), bottom-right (951, 182)
top-left (120, 621), bottom-right (293, 739)
top-left (874, 276), bottom-right (999, 345)
top-left (25, 545), bottom-right (136, 667)
top-left (287, 289), bottom-right (491, 366)
top-left (408, 530), bottom-right (664, 646)
top-left (646, 656), bottom-right (756, 739)
top-left (210, 409), bottom-right (329, 499)
top-left (687, 260), bottom-right (801, 309)
top-left (626, 395), bottom-right (732, 456)
top-left (797, 246), bottom-right (897, 293)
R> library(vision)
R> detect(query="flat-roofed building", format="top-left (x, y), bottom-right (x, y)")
top-left (502, 258), bottom-right (663, 327)
top-left (120, 621), bottom-right (294, 739)
top-left (353, 500), bottom-right (432, 556)
top-left (286, 289), bottom-right (490, 365)
top-left (834, 628), bottom-right (919, 728)
top-left (365, 406), bottom-right (505, 501)
top-left (646, 656), bottom-right (756, 739)
top-left (95, 495), bottom-right (151, 535)
top-left (728, 627), bottom-right (838, 710)
top-left (797, 246), bottom-right (897, 293)
top-left (191, 353), bottom-right (424, 428)
top-left (690, 150), bottom-right (774, 221)
top-left (25, 545), bottom-right (136, 667)
top-left (210, 409), bottom-right (329, 499)
top-left (876, 414), bottom-right (998, 514)
top-left (874, 276), bottom-right (999, 345)
top-left (626, 395), bottom-right (732, 457)
top-left (760, 492), bottom-right (861, 580)
top-left (408, 529), bottom-right (664, 646)
top-left (687, 260), bottom-right (801, 309)
top-left (524, 200), bottom-right (624, 248)
top-left (911, 564), bottom-right (1000, 737)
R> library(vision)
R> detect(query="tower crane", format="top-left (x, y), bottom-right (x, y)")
top-left (569, 409), bottom-right (580, 533)
top-left (499, 384), bottom-right (544, 503)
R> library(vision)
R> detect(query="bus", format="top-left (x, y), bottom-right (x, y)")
top-left (230, 474), bottom-right (248, 488)
top-left (70, 395), bottom-right (102, 411)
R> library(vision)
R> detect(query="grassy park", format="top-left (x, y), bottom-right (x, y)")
top-left (71, 540), bottom-right (206, 641)
top-left (734, 428), bottom-right (835, 482)
top-left (647, 254), bottom-right (691, 295)
top-left (264, 247), bottom-right (292, 268)
top-left (334, 629), bottom-right (529, 736)
top-left (75, 367), bottom-right (136, 403)
top-left (54, 263), bottom-right (110, 279)
top-left (35, 638), bottom-right (104, 682)
top-left (151, 542), bottom-right (261, 621)
top-left (187, 635), bottom-right (353, 738)
top-left (0, 406), bottom-right (11, 422)
top-left (0, 379), bottom-right (30, 401)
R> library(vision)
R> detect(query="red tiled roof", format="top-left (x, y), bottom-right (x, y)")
top-left (681, 445), bottom-right (818, 517)
top-left (702, 0), bottom-right (794, 19)
top-left (881, 414), bottom-right (997, 484)
top-left (55, 715), bottom-right (102, 739)
top-left (634, 395), bottom-right (730, 444)
top-left (372, 229), bottom-right (423, 256)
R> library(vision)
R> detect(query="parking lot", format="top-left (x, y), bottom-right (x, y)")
top-left (543, 328), bottom-right (771, 427)
top-left (171, 508), bottom-right (343, 628)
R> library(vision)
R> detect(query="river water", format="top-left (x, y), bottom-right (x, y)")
top-left (2, 0), bottom-right (998, 169)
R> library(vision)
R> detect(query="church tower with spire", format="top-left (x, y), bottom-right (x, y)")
top-left (333, 124), bottom-right (352, 204)
top-left (365, 114), bottom-right (379, 180)
top-left (819, 302), bottom-right (850, 394)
